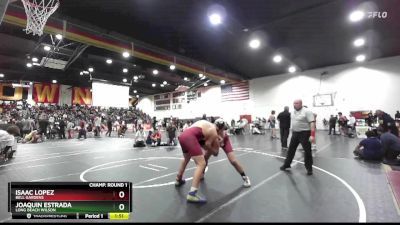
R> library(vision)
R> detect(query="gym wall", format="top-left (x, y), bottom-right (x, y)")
top-left (138, 55), bottom-right (400, 129)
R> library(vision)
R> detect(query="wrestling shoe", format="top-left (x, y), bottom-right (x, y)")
top-left (174, 179), bottom-right (186, 187)
top-left (243, 176), bottom-right (251, 188)
top-left (186, 191), bottom-right (207, 203)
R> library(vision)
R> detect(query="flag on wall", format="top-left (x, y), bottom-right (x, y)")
top-left (220, 81), bottom-right (249, 102)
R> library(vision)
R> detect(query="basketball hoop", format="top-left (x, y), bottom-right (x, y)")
top-left (21, 0), bottom-right (60, 36)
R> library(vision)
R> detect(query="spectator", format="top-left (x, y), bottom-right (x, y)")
top-left (151, 129), bottom-right (161, 146)
top-left (133, 126), bottom-right (146, 147)
top-left (166, 123), bottom-right (178, 146)
top-left (67, 120), bottom-right (74, 139)
top-left (353, 130), bottom-right (383, 160)
top-left (58, 118), bottom-right (66, 139)
top-left (376, 110), bottom-right (398, 137)
top-left (380, 129), bottom-right (400, 165)
top-left (269, 110), bottom-right (277, 139)
top-left (78, 120), bottom-right (87, 139)
top-left (348, 114), bottom-right (356, 131)
top-left (338, 112), bottom-right (348, 136)
top-left (328, 115), bottom-right (337, 135)
top-left (395, 110), bottom-right (400, 121)
top-left (277, 106), bottom-right (291, 150)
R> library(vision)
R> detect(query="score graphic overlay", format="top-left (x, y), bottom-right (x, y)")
top-left (8, 182), bottom-right (132, 220)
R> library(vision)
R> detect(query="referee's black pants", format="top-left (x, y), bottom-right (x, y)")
top-left (283, 130), bottom-right (313, 171)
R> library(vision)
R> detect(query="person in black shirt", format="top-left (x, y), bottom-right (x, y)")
top-left (106, 117), bottom-right (113, 137)
top-left (166, 123), bottom-right (178, 146)
top-left (376, 110), bottom-right (398, 137)
top-left (328, 115), bottom-right (337, 135)
top-left (58, 118), bottom-right (66, 139)
top-left (277, 106), bottom-right (291, 150)
top-left (365, 111), bottom-right (375, 127)
top-left (395, 111), bottom-right (400, 121)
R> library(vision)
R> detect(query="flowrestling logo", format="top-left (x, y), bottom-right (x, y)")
top-left (367, 11), bottom-right (388, 19)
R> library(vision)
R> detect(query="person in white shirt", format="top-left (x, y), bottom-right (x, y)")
top-left (183, 121), bottom-right (190, 131)
top-left (67, 120), bottom-right (75, 139)
top-left (348, 114), bottom-right (356, 131)
top-left (0, 125), bottom-right (20, 161)
top-left (133, 126), bottom-right (146, 147)
top-left (94, 116), bottom-right (102, 137)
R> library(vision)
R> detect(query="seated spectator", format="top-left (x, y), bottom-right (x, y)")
top-left (376, 109), bottom-right (398, 137)
top-left (380, 129), bottom-right (400, 165)
top-left (118, 124), bottom-right (127, 138)
top-left (353, 130), bottom-right (383, 160)
top-left (0, 125), bottom-right (20, 160)
top-left (133, 127), bottom-right (146, 147)
top-left (151, 129), bottom-right (161, 146)
top-left (145, 130), bottom-right (153, 145)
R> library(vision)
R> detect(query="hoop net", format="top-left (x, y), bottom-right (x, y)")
top-left (21, 0), bottom-right (60, 36)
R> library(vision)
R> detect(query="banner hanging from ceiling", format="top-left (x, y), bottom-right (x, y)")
top-left (33, 83), bottom-right (60, 104)
top-left (72, 87), bottom-right (92, 105)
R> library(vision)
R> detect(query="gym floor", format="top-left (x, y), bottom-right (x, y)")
top-left (0, 131), bottom-right (399, 222)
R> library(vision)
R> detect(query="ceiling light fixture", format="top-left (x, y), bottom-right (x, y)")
top-left (32, 57), bottom-right (38, 62)
top-left (353, 38), bottom-right (365, 47)
top-left (356, 54), bottom-right (366, 62)
top-left (122, 51), bottom-right (130, 58)
top-left (349, 10), bottom-right (365, 22)
top-left (249, 39), bottom-right (261, 49)
top-left (170, 65), bottom-right (176, 70)
top-left (153, 69), bottom-right (159, 75)
top-left (106, 59), bottom-right (112, 64)
top-left (44, 45), bottom-right (51, 51)
top-left (55, 34), bottom-right (63, 40)
top-left (123, 68), bottom-right (128, 73)
top-left (273, 55), bottom-right (282, 63)
top-left (209, 13), bottom-right (222, 25)
top-left (220, 80), bottom-right (226, 84)
top-left (288, 66), bottom-right (297, 73)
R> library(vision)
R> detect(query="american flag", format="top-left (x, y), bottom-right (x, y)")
top-left (221, 81), bottom-right (249, 102)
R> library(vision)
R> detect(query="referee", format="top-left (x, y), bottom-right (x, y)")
top-left (280, 99), bottom-right (316, 175)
